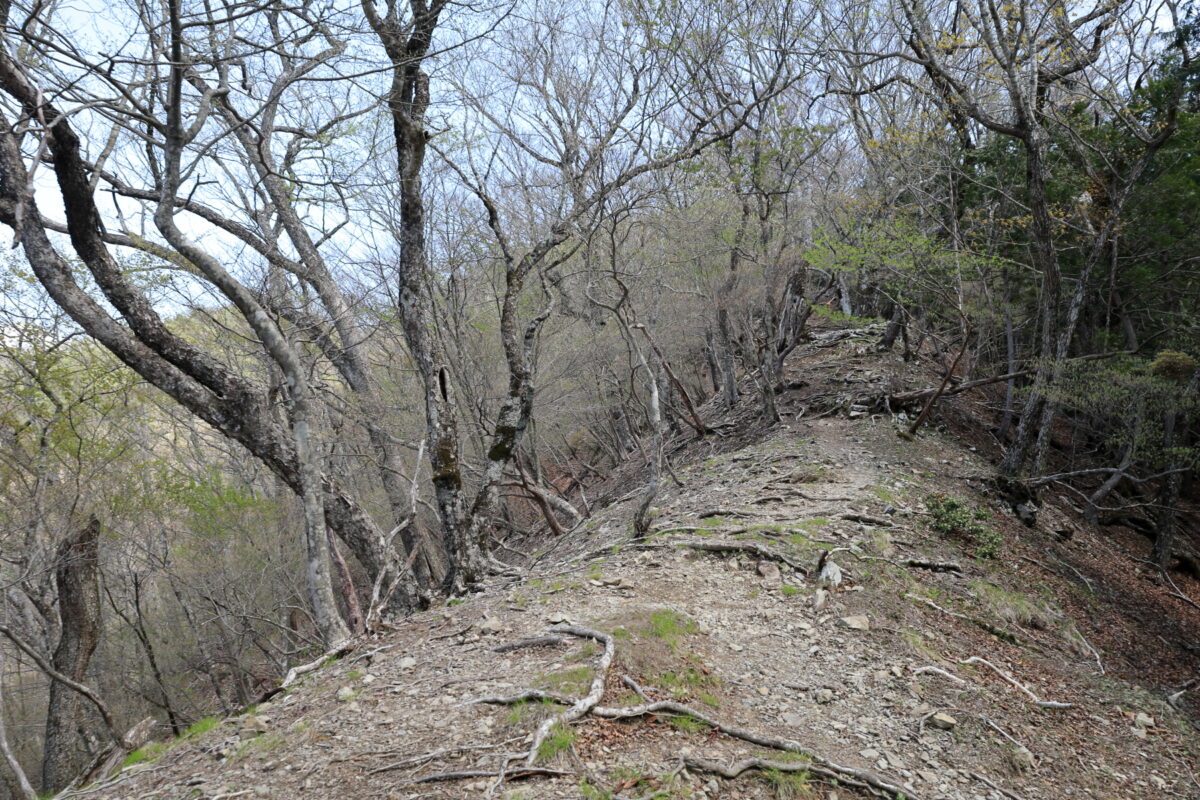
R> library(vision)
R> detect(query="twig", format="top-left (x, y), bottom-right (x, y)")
top-left (1162, 570), bottom-right (1200, 612)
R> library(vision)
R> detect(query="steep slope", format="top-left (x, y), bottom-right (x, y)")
top-left (72, 328), bottom-right (1200, 800)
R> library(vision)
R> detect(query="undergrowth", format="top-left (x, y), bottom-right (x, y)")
top-left (926, 493), bottom-right (1003, 558)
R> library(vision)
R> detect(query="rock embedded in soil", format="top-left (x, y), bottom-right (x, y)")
top-left (929, 712), bottom-right (957, 730)
top-left (840, 615), bottom-right (870, 630)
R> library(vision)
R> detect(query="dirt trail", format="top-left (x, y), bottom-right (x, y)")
top-left (75, 336), bottom-right (1200, 800)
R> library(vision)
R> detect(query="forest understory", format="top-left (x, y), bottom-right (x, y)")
top-left (3, 0), bottom-right (1200, 797)
top-left (47, 328), bottom-right (1200, 800)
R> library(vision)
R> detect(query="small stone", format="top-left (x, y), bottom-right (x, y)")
top-left (240, 715), bottom-right (269, 736)
top-left (336, 686), bottom-right (357, 702)
top-left (758, 687), bottom-right (770, 696)
top-left (361, 674), bottom-right (377, 684)
top-left (812, 589), bottom-right (828, 610)
top-left (815, 688), bottom-right (835, 704)
top-left (398, 656), bottom-right (417, 670)
top-left (547, 612), bottom-right (570, 624)
top-left (1134, 712), bottom-right (1155, 729)
top-left (757, 562), bottom-right (781, 583)
top-left (929, 712), bottom-right (957, 730)
top-left (1008, 746), bottom-right (1035, 773)
top-left (729, 643), bottom-right (744, 652)
top-left (840, 615), bottom-right (870, 631)
top-left (783, 712), bottom-right (805, 726)
top-left (479, 615), bottom-right (504, 634)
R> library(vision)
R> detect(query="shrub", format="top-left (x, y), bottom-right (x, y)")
top-left (926, 493), bottom-right (1002, 559)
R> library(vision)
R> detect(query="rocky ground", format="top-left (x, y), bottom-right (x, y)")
top-left (68, 328), bottom-right (1200, 800)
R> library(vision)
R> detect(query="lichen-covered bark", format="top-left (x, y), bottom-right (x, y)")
top-left (42, 518), bottom-right (101, 792)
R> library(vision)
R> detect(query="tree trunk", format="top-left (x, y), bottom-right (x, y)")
top-left (1153, 372), bottom-right (1199, 568)
top-left (0, 648), bottom-right (36, 800)
top-left (880, 303), bottom-right (905, 351)
top-left (42, 517), bottom-right (102, 792)
top-left (717, 308), bottom-right (739, 409)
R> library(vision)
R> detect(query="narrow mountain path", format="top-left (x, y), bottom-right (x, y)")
top-left (75, 338), bottom-right (1199, 800)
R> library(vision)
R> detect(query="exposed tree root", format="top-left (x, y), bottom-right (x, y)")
top-left (959, 656), bottom-right (1073, 709)
top-left (674, 539), bottom-right (808, 573)
top-left (848, 550), bottom-right (962, 574)
top-left (467, 625), bottom-right (916, 798)
top-left (465, 689), bottom-right (573, 707)
top-left (904, 593), bottom-right (1019, 644)
top-left (403, 764), bottom-right (572, 785)
top-left (840, 512), bottom-right (894, 527)
top-left (697, 508), bottom-right (755, 519)
top-left (911, 665), bottom-right (967, 684)
top-left (681, 755), bottom-right (887, 798)
top-left (589, 699), bottom-right (917, 799)
top-left (525, 625), bottom-right (615, 766)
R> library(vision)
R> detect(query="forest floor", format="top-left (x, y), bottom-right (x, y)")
top-left (72, 326), bottom-right (1200, 800)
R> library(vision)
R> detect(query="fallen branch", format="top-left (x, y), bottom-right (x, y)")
top-left (349, 644), bottom-right (396, 665)
top-left (841, 513), bottom-right (894, 527)
top-left (1163, 570), bottom-right (1200, 612)
top-left (959, 657), bottom-right (1072, 709)
top-left (794, 491), bottom-right (856, 502)
top-left (697, 508), bottom-right (754, 519)
top-left (491, 636), bottom-right (566, 653)
top-left (888, 351), bottom-right (1130, 406)
top-left (275, 640), bottom-right (357, 692)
